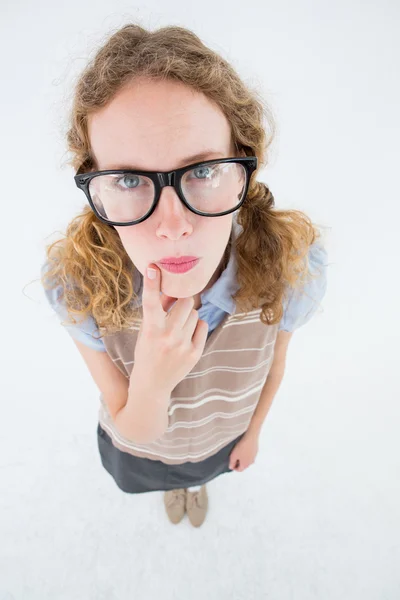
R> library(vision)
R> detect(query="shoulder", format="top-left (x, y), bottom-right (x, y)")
top-left (41, 260), bottom-right (106, 352)
top-left (278, 242), bottom-right (328, 333)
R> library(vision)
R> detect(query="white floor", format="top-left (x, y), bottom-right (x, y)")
top-left (3, 308), bottom-right (399, 599)
top-left (3, 1), bottom-right (400, 597)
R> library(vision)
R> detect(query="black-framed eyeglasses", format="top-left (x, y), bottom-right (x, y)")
top-left (74, 156), bottom-right (258, 227)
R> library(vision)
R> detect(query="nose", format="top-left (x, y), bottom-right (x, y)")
top-left (154, 186), bottom-right (194, 238)
top-left (156, 185), bottom-right (192, 219)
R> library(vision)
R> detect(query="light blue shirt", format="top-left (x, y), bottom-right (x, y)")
top-left (41, 217), bottom-right (328, 351)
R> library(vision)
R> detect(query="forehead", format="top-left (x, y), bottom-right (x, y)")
top-left (88, 78), bottom-right (233, 171)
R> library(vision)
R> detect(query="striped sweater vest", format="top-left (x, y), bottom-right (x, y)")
top-left (97, 304), bottom-right (279, 465)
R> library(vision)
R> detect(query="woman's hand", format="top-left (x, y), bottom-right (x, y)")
top-left (134, 263), bottom-right (209, 393)
top-left (228, 431), bottom-right (260, 472)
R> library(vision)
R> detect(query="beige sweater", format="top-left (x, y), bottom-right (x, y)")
top-left (97, 306), bottom-right (279, 466)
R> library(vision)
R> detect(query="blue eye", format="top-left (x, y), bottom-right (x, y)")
top-left (115, 174), bottom-right (141, 189)
top-left (189, 165), bottom-right (220, 180)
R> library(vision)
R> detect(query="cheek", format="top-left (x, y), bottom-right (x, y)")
top-left (210, 216), bottom-right (234, 241)
top-left (115, 224), bottom-right (147, 246)
top-left (114, 227), bottom-right (146, 261)
top-left (200, 218), bottom-right (233, 254)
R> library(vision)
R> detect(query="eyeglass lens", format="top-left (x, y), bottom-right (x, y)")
top-left (88, 161), bottom-right (247, 223)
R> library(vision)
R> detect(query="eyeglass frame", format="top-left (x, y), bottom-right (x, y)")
top-left (74, 156), bottom-right (258, 227)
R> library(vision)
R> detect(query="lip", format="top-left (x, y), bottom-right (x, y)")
top-left (157, 258), bottom-right (200, 274)
top-left (158, 256), bottom-right (199, 265)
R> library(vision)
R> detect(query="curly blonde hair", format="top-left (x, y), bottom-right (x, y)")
top-left (41, 23), bottom-right (325, 339)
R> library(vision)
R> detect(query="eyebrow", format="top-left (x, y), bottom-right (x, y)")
top-left (102, 150), bottom-right (226, 171)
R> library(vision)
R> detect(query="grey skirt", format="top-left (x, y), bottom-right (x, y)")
top-left (97, 422), bottom-right (245, 494)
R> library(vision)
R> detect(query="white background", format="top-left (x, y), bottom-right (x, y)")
top-left (1, 1), bottom-right (399, 598)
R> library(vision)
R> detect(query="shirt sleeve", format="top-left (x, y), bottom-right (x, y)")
top-left (278, 242), bottom-right (328, 332)
top-left (40, 261), bottom-right (107, 352)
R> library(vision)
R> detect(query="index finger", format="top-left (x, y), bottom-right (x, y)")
top-left (142, 263), bottom-right (177, 319)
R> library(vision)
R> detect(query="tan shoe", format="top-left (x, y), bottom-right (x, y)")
top-left (163, 488), bottom-right (187, 524)
top-left (185, 485), bottom-right (208, 527)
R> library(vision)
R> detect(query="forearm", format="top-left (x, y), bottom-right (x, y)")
top-left (246, 368), bottom-right (285, 437)
top-left (114, 370), bottom-right (171, 444)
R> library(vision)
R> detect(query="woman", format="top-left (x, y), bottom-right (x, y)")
top-left (41, 23), bottom-right (328, 527)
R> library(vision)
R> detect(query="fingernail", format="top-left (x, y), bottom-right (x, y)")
top-left (147, 268), bottom-right (157, 279)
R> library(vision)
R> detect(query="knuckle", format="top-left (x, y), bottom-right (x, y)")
top-left (188, 346), bottom-right (199, 359)
top-left (158, 331), bottom-right (173, 348)
top-left (159, 333), bottom-right (184, 353)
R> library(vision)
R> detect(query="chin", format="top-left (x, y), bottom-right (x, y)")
top-left (161, 272), bottom-right (205, 293)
